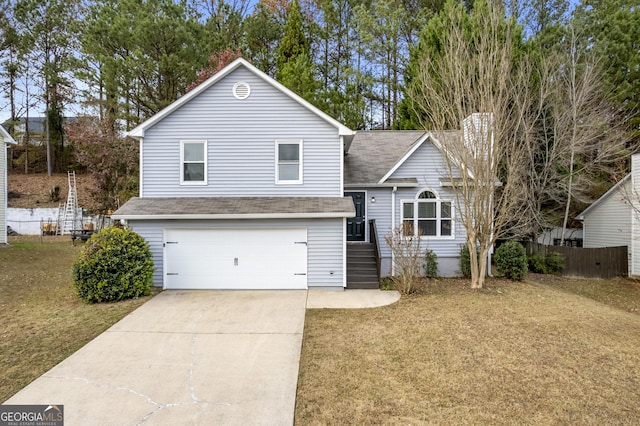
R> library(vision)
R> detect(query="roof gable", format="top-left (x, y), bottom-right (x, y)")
top-left (0, 125), bottom-right (17, 145)
top-left (128, 58), bottom-right (354, 140)
top-left (344, 131), bottom-right (425, 185)
top-left (344, 130), bottom-right (468, 186)
top-left (577, 174), bottom-right (630, 220)
top-left (379, 133), bottom-right (449, 183)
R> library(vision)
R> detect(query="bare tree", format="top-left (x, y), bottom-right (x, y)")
top-left (550, 29), bottom-right (628, 244)
top-left (406, 1), bottom-right (628, 287)
top-left (408, 1), bottom-right (536, 288)
top-left (522, 27), bottom-right (629, 242)
top-left (385, 225), bottom-right (424, 294)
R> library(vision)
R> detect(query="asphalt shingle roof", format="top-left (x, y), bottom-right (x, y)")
top-left (344, 131), bottom-right (427, 185)
top-left (112, 196), bottom-right (355, 219)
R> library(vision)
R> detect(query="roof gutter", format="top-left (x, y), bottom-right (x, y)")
top-left (344, 182), bottom-right (418, 188)
top-left (112, 212), bottom-right (356, 221)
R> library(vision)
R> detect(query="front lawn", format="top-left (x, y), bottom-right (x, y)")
top-left (0, 236), bottom-right (153, 402)
top-left (296, 277), bottom-right (640, 424)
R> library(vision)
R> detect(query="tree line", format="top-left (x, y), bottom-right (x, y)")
top-left (0, 1), bottom-right (632, 133)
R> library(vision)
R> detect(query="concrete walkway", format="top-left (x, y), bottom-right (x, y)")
top-left (5, 289), bottom-right (399, 425)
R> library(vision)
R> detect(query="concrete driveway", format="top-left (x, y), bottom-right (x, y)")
top-left (5, 290), bottom-right (307, 425)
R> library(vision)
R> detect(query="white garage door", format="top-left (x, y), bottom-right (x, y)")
top-left (164, 228), bottom-right (308, 290)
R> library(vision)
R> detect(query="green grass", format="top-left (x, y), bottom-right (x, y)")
top-left (296, 277), bottom-right (640, 425)
top-left (0, 236), bottom-right (153, 402)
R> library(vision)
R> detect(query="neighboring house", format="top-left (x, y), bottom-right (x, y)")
top-left (536, 227), bottom-right (583, 247)
top-left (577, 154), bottom-right (640, 277)
top-left (1, 125), bottom-right (17, 244)
top-left (112, 58), bottom-right (470, 290)
top-left (2, 116), bottom-right (79, 146)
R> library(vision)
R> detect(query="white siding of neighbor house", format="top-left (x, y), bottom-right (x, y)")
top-left (350, 140), bottom-right (467, 277)
top-left (1, 143), bottom-right (7, 244)
top-left (127, 218), bottom-right (344, 288)
top-left (632, 155), bottom-right (640, 277)
top-left (140, 67), bottom-right (342, 198)
top-left (583, 180), bottom-right (632, 250)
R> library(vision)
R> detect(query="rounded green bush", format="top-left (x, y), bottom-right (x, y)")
top-left (73, 227), bottom-right (154, 303)
top-left (545, 252), bottom-right (565, 274)
top-left (423, 249), bottom-right (439, 278)
top-left (528, 254), bottom-right (547, 273)
top-left (494, 241), bottom-right (528, 281)
top-left (528, 252), bottom-right (565, 274)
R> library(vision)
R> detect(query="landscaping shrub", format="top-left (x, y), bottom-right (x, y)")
top-left (459, 245), bottom-right (474, 278)
top-left (73, 227), bottom-right (154, 303)
top-left (423, 249), bottom-right (438, 278)
top-left (494, 241), bottom-right (528, 281)
top-left (529, 252), bottom-right (565, 274)
top-left (529, 254), bottom-right (547, 273)
top-left (385, 226), bottom-right (423, 294)
top-left (545, 252), bottom-right (565, 274)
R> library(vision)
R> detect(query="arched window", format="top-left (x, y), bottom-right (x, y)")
top-left (401, 189), bottom-right (453, 238)
top-left (418, 190), bottom-right (437, 199)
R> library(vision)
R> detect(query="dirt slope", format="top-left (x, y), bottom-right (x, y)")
top-left (7, 172), bottom-right (97, 210)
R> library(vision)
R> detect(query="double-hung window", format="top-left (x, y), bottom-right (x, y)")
top-left (181, 140), bottom-right (207, 185)
top-left (276, 140), bottom-right (302, 184)
top-left (402, 190), bottom-right (453, 238)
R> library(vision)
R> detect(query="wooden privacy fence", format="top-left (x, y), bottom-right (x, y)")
top-left (524, 242), bottom-right (628, 279)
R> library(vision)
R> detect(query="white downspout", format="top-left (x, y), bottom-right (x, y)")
top-left (391, 186), bottom-right (397, 276)
top-left (139, 138), bottom-right (144, 197)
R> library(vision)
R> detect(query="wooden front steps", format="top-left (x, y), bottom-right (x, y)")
top-left (347, 243), bottom-right (380, 289)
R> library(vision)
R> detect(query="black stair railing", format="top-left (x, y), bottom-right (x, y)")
top-left (369, 219), bottom-right (381, 278)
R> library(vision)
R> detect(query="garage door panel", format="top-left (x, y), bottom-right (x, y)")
top-left (164, 228), bottom-right (307, 289)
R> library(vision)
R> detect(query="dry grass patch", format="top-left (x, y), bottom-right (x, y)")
top-left (296, 278), bottom-right (640, 425)
top-left (530, 273), bottom-right (640, 314)
top-left (0, 236), bottom-right (153, 402)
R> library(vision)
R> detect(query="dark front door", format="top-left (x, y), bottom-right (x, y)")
top-left (346, 191), bottom-right (366, 241)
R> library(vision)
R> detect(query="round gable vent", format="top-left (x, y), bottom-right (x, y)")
top-left (233, 82), bottom-right (251, 100)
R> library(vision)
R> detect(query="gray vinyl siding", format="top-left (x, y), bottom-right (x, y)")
top-left (366, 188), bottom-right (393, 240)
top-left (389, 141), bottom-right (466, 259)
top-left (583, 180), bottom-right (632, 250)
top-left (349, 141), bottom-right (467, 277)
top-left (364, 188), bottom-right (393, 275)
top-left (127, 218), bottom-right (344, 288)
top-left (141, 67), bottom-right (342, 198)
top-left (1, 143), bottom-right (7, 244)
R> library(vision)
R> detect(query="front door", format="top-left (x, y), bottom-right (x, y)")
top-left (345, 191), bottom-right (366, 241)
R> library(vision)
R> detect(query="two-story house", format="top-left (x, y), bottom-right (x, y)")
top-left (113, 59), bottom-right (469, 290)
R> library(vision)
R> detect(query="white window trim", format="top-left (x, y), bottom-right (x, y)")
top-left (275, 139), bottom-right (303, 185)
top-left (401, 189), bottom-right (455, 240)
top-left (180, 140), bottom-right (208, 186)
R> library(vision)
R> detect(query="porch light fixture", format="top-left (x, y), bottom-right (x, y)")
top-left (371, 196), bottom-right (376, 203)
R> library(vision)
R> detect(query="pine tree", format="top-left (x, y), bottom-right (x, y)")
top-left (573, 0), bottom-right (640, 141)
top-left (80, 0), bottom-right (209, 127)
top-left (275, 0), bottom-right (318, 103)
top-left (14, 0), bottom-right (82, 174)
